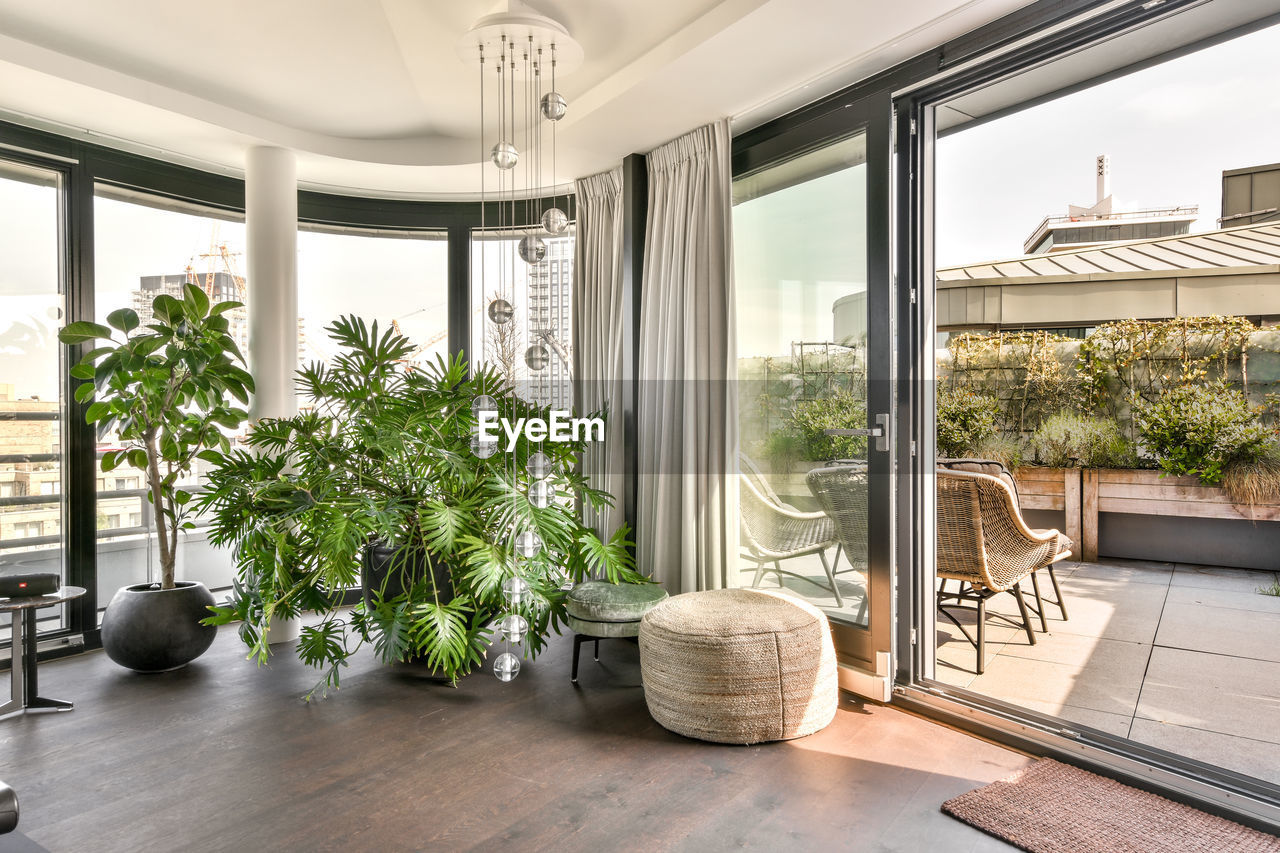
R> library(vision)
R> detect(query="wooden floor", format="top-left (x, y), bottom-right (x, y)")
top-left (0, 627), bottom-right (1027, 852)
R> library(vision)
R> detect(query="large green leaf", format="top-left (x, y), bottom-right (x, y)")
top-left (182, 282), bottom-right (210, 319)
top-left (106, 308), bottom-right (140, 334)
top-left (58, 322), bottom-right (112, 344)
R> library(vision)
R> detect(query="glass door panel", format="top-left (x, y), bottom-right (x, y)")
top-left (733, 133), bottom-right (876, 646)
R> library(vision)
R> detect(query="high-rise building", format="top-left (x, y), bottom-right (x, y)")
top-left (526, 235), bottom-right (574, 410)
top-left (1021, 155), bottom-right (1198, 254)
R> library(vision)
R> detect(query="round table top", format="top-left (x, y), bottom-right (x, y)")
top-left (0, 585), bottom-right (87, 612)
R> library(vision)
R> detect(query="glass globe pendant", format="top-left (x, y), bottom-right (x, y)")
top-left (493, 651), bottom-right (521, 682)
top-left (515, 530), bottom-right (542, 557)
top-left (525, 344), bottom-right (549, 371)
top-left (541, 207), bottom-right (568, 235)
top-left (526, 451), bottom-right (551, 480)
top-left (541, 92), bottom-right (567, 121)
top-left (487, 299), bottom-right (514, 325)
top-left (518, 234), bottom-right (547, 264)
top-left (528, 478), bottom-right (553, 508)
top-left (470, 433), bottom-right (498, 459)
top-left (493, 613), bottom-right (529, 643)
top-left (491, 141), bottom-right (518, 170)
top-left (501, 575), bottom-right (530, 604)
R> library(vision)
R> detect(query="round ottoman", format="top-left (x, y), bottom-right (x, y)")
top-left (566, 580), bottom-right (668, 683)
top-left (638, 588), bottom-right (838, 744)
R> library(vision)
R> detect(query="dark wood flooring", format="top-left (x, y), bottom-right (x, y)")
top-left (0, 626), bottom-right (1025, 852)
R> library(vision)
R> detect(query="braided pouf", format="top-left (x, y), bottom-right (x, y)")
top-left (638, 588), bottom-right (838, 744)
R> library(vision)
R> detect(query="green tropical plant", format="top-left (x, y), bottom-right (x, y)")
top-left (788, 391), bottom-right (868, 461)
top-left (1134, 382), bottom-right (1274, 485)
top-left (936, 388), bottom-right (998, 458)
top-left (1029, 412), bottom-right (1137, 468)
top-left (198, 316), bottom-right (643, 698)
top-left (57, 284), bottom-right (253, 589)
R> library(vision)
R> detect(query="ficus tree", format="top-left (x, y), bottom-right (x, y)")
top-left (58, 283), bottom-right (254, 590)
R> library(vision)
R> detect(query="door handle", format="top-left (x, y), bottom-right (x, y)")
top-left (824, 413), bottom-right (890, 452)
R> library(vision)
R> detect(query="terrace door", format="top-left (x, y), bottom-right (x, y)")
top-left (896, 0), bottom-right (1280, 824)
top-left (733, 116), bottom-right (895, 686)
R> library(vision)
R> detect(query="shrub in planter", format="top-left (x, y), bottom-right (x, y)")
top-left (1222, 443), bottom-right (1280, 507)
top-left (788, 391), bottom-right (867, 461)
top-left (1134, 382), bottom-right (1274, 485)
top-left (1029, 412), bottom-right (1138, 468)
top-left (972, 434), bottom-right (1025, 469)
top-left (936, 389), bottom-right (998, 458)
top-left (762, 430), bottom-right (806, 472)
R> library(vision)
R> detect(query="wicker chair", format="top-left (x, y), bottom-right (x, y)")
top-left (739, 457), bottom-right (845, 606)
top-left (937, 458), bottom-right (1071, 629)
top-left (805, 464), bottom-right (870, 623)
top-left (936, 469), bottom-right (1072, 674)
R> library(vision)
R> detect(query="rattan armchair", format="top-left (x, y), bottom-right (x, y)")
top-left (805, 464), bottom-right (870, 623)
top-left (739, 457), bottom-right (845, 606)
top-left (936, 468), bottom-right (1072, 674)
top-left (937, 458), bottom-right (1071, 629)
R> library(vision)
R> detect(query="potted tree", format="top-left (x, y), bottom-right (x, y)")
top-left (59, 283), bottom-right (253, 671)
top-left (198, 316), bottom-right (643, 698)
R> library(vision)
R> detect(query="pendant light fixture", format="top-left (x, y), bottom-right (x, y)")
top-left (461, 2), bottom-right (581, 683)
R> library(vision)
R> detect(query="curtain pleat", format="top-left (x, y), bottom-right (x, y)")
top-left (572, 167), bottom-right (626, 541)
top-left (637, 120), bottom-right (738, 593)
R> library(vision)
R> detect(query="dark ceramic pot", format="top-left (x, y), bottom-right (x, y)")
top-left (360, 543), bottom-right (453, 611)
top-left (361, 544), bottom-right (455, 675)
top-left (101, 581), bottom-right (217, 672)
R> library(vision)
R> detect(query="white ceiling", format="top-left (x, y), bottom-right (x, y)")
top-left (0, 0), bottom-right (1033, 198)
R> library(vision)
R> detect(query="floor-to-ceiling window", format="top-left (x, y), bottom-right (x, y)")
top-left (92, 188), bottom-right (248, 602)
top-left (296, 226), bottom-right (449, 375)
top-left (0, 159), bottom-right (66, 640)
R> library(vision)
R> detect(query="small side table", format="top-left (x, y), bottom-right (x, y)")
top-left (0, 586), bottom-right (86, 718)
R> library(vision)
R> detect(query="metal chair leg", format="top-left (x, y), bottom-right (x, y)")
top-left (1029, 570), bottom-right (1049, 632)
top-left (751, 560), bottom-right (767, 588)
top-left (773, 561), bottom-right (784, 588)
top-left (1048, 565), bottom-right (1069, 621)
top-left (593, 639), bottom-right (600, 661)
top-left (571, 634), bottom-right (584, 684)
top-left (818, 549), bottom-right (844, 608)
top-left (1010, 582), bottom-right (1037, 646)
top-left (976, 596), bottom-right (986, 675)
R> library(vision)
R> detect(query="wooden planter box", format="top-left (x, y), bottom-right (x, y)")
top-left (1013, 466), bottom-right (1280, 563)
top-left (1081, 469), bottom-right (1280, 561)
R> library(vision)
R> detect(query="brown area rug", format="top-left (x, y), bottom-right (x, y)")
top-left (943, 759), bottom-right (1280, 853)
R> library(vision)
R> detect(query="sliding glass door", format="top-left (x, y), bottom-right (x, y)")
top-left (897, 0), bottom-right (1280, 818)
top-left (733, 119), bottom-right (895, 677)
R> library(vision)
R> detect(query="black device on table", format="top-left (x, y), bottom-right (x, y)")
top-left (0, 574), bottom-right (60, 599)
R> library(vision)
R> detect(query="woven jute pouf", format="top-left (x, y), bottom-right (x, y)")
top-left (638, 588), bottom-right (838, 744)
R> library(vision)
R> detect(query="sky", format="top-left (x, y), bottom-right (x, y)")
top-left (936, 19), bottom-right (1280, 268)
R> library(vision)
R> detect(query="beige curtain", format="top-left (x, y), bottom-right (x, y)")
top-left (637, 120), bottom-right (738, 593)
top-left (572, 167), bottom-right (626, 540)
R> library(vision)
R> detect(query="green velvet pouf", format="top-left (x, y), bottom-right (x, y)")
top-left (566, 581), bottom-right (668, 684)
top-left (566, 580), bottom-right (668, 623)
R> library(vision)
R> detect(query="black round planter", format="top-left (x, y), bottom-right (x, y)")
top-left (360, 543), bottom-right (453, 611)
top-left (101, 581), bottom-right (217, 672)
top-left (361, 543), bottom-right (455, 674)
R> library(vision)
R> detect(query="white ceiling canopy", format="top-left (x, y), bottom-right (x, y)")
top-left (0, 0), bottom-right (1033, 198)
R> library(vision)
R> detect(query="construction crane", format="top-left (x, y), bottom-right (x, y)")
top-left (391, 311), bottom-right (448, 365)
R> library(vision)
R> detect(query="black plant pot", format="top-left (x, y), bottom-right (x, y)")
top-left (101, 581), bottom-right (217, 672)
top-left (361, 543), bottom-right (455, 674)
top-left (360, 543), bottom-right (453, 611)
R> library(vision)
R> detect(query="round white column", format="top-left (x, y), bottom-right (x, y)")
top-left (246, 146), bottom-right (301, 645)
top-left (245, 146), bottom-right (298, 422)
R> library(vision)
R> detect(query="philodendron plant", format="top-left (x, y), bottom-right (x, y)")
top-left (58, 283), bottom-right (253, 589)
top-left (197, 316), bottom-right (643, 698)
